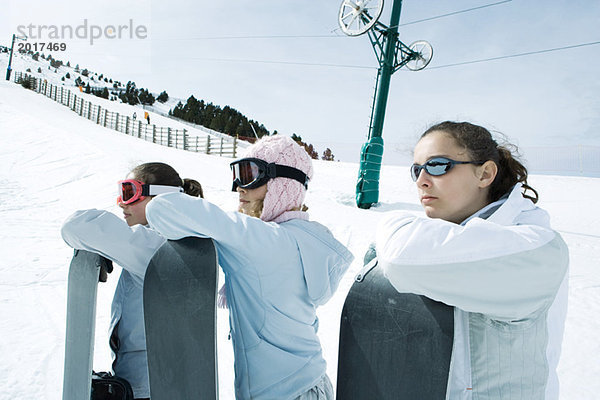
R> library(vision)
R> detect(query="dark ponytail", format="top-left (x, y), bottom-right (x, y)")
top-left (131, 162), bottom-right (204, 198)
top-left (421, 121), bottom-right (538, 204)
top-left (182, 178), bottom-right (204, 198)
top-left (494, 146), bottom-right (538, 204)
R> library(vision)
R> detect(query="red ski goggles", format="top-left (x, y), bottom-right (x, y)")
top-left (230, 157), bottom-right (309, 191)
top-left (117, 179), bottom-right (183, 205)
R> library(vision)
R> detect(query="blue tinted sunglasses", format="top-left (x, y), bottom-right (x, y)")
top-left (410, 157), bottom-right (482, 182)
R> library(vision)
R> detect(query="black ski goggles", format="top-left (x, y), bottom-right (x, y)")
top-left (230, 157), bottom-right (309, 191)
top-left (410, 157), bottom-right (483, 182)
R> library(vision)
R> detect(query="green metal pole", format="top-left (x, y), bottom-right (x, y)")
top-left (356, 0), bottom-right (403, 209)
top-left (5, 34), bottom-right (16, 81)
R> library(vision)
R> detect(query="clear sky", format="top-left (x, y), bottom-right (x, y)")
top-left (2, 0), bottom-right (599, 162)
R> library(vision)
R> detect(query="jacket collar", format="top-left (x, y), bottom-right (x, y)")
top-left (461, 183), bottom-right (535, 226)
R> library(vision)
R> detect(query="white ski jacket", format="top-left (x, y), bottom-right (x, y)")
top-left (61, 209), bottom-right (165, 399)
top-left (376, 184), bottom-right (569, 400)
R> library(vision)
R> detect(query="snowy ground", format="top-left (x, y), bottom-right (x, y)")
top-left (1, 74), bottom-right (599, 400)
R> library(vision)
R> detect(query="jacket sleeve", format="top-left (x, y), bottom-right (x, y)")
top-left (61, 209), bottom-right (165, 280)
top-left (145, 193), bottom-right (283, 271)
top-left (376, 211), bottom-right (569, 321)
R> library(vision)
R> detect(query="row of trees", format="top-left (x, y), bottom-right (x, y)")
top-left (169, 96), bottom-right (335, 160)
top-left (169, 96), bottom-right (271, 138)
top-left (118, 82), bottom-right (169, 106)
top-left (292, 134), bottom-right (335, 161)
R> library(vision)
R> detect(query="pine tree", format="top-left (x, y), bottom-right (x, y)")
top-left (50, 58), bottom-right (63, 68)
top-left (304, 144), bottom-right (319, 160)
top-left (21, 79), bottom-right (32, 90)
top-left (322, 148), bottom-right (335, 161)
top-left (119, 81), bottom-right (140, 105)
top-left (94, 87), bottom-right (109, 99)
top-left (138, 88), bottom-right (155, 105)
top-left (157, 91), bottom-right (169, 103)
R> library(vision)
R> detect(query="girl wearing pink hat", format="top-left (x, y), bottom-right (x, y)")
top-left (146, 135), bottom-right (354, 400)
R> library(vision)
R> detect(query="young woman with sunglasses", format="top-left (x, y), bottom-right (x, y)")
top-left (61, 162), bottom-right (203, 400)
top-left (145, 135), bottom-right (354, 400)
top-left (375, 121), bottom-right (569, 399)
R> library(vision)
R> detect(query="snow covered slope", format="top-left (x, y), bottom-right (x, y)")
top-left (0, 74), bottom-right (598, 399)
top-left (1, 51), bottom-right (246, 146)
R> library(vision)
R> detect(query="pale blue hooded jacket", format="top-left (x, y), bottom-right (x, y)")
top-left (61, 209), bottom-right (164, 399)
top-left (146, 192), bottom-right (354, 400)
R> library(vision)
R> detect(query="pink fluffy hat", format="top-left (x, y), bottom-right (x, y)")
top-left (242, 135), bottom-right (314, 222)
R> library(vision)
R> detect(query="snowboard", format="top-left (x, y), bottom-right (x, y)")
top-left (143, 237), bottom-right (219, 400)
top-left (336, 259), bottom-right (454, 400)
top-left (62, 250), bottom-right (112, 400)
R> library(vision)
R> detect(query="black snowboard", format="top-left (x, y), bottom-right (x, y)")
top-left (143, 237), bottom-right (219, 400)
top-left (336, 260), bottom-right (454, 400)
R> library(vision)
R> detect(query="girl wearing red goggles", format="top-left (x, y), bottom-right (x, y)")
top-left (61, 162), bottom-right (203, 399)
top-left (117, 179), bottom-right (184, 226)
top-left (117, 179), bottom-right (184, 206)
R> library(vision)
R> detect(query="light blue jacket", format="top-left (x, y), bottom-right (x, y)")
top-left (61, 209), bottom-right (165, 399)
top-left (146, 193), bottom-right (354, 400)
